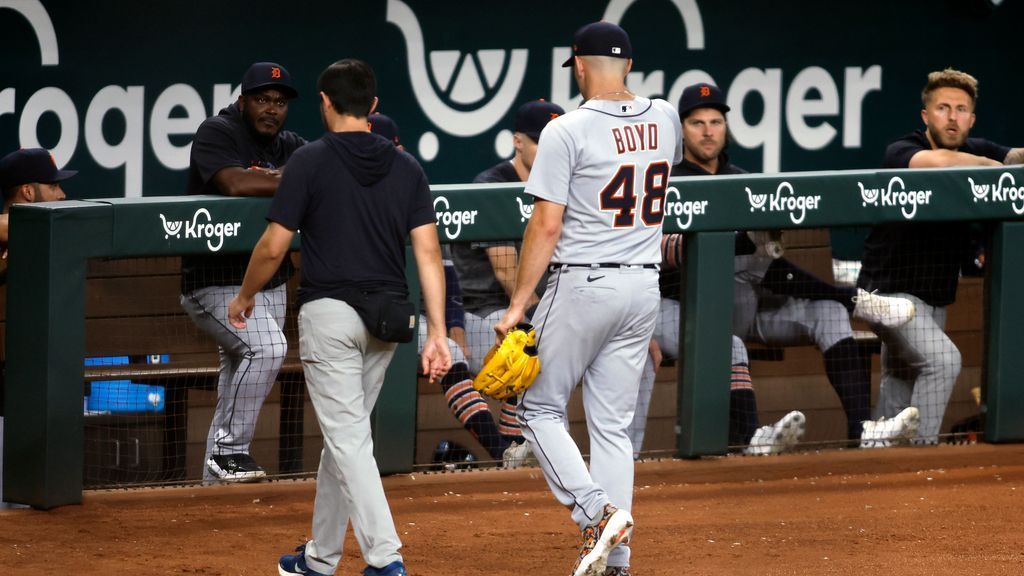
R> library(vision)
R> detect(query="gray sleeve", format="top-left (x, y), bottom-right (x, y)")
top-left (524, 120), bottom-right (573, 206)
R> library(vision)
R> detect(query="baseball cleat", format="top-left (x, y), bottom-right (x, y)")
top-left (602, 568), bottom-right (631, 576)
top-left (744, 410), bottom-right (806, 455)
top-left (852, 289), bottom-right (916, 328)
top-left (502, 440), bottom-right (537, 469)
top-left (278, 543), bottom-right (330, 576)
top-left (860, 406), bottom-right (921, 448)
top-left (207, 453), bottom-right (266, 482)
top-left (571, 504), bottom-right (633, 576)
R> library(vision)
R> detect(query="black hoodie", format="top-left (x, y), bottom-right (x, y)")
top-left (267, 131), bottom-right (435, 307)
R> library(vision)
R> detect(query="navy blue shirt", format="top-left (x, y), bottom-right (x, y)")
top-left (267, 131), bottom-right (435, 308)
top-left (662, 152), bottom-right (747, 299)
top-left (181, 102), bottom-right (305, 294)
top-left (859, 131), bottom-right (1009, 307)
top-left (450, 160), bottom-right (521, 315)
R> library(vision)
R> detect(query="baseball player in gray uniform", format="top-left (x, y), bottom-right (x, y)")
top-left (495, 22), bottom-right (681, 576)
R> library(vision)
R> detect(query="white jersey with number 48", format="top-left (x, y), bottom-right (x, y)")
top-left (525, 96), bottom-right (683, 265)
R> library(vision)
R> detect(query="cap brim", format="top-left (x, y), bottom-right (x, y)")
top-left (243, 83), bottom-right (299, 99)
top-left (681, 103), bottom-right (731, 117)
top-left (52, 169), bottom-right (77, 182)
top-left (561, 53), bottom-right (575, 68)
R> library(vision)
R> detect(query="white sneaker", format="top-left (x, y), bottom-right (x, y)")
top-left (860, 406), bottom-right (920, 448)
top-left (852, 288), bottom-right (916, 328)
top-left (744, 410), bottom-right (806, 455)
top-left (502, 441), bottom-right (536, 469)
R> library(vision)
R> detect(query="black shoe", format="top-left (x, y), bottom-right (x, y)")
top-left (207, 453), bottom-right (266, 482)
top-left (431, 440), bottom-right (476, 470)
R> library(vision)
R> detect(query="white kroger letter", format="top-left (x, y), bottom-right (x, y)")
top-left (212, 83), bottom-right (241, 115)
top-left (85, 85), bottom-right (145, 197)
top-left (727, 68), bottom-right (782, 173)
top-left (551, 47), bottom-right (582, 112)
top-left (786, 66), bottom-right (839, 151)
top-left (627, 70), bottom-right (664, 99)
top-left (18, 87), bottom-right (79, 167)
top-left (151, 84), bottom-right (206, 170)
top-left (843, 66), bottom-right (882, 148)
top-left (0, 88), bottom-right (13, 120)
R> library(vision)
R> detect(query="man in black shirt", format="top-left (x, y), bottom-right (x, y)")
top-left (859, 68), bottom-right (1024, 444)
top-left (180, 62), bottom-right (305, 482)
top-left (229, 59), bottom-right (449, 576)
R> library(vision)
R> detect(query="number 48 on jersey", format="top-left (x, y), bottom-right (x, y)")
top-left (599, 160), bottom-right (670, 228)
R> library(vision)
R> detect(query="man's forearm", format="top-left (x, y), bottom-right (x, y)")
top-left (238, 237), bottom-right (286, 299)
top-left (411, 225), bottom-right (446, 335)
top-left (1004, 148), bottom-right (1024, 166)
top-left (510, 204), bottom-right (562, 312)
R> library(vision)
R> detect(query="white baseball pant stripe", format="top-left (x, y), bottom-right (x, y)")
top-left (519, 266), bottom-right (658, 569)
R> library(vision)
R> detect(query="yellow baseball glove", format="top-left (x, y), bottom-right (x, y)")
top-left (472, 323), bottom-right (541, 400)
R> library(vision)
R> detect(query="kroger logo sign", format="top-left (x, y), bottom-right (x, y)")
top-left (160, 208), bottom-right (241, 252)
top-left (968, 172), bottom-right (1024, 215)
top-left (433, 195), bottom-right (478, 240)
top-left (664, 186), bottom-right (708, 230)
top-left (746, 181), bottom-right (820, 225)
top-left (858, 176), bottom-right (932, 220)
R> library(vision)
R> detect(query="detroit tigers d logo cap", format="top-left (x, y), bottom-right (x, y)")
top-left (240, 62), bottom-right (299, 99)
top-left (561, 21), bottom-right (633, 67)
top-left (0, 148), bottom-right (77, 192)
top-left (677, 83), bottom-right (730, 118)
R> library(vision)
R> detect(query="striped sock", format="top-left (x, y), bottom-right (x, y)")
top-left (729, 363), bottom-right (760, 446)
top-left (498, 398), bottom-right (523, 444)
top-left (440, 364), bottom-right (504, 459)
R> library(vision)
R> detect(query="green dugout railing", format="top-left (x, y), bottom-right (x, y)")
top-left (4, 166), bottom-right (1024, 508)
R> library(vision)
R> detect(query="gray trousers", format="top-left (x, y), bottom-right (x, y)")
top-left (464, 309), bottom-right (506, 373)
top-left (180, 284), bottom-right (287, 480)
top-left (872, 293), bottom-right (961, 443)
top-left (519, 266), bottom-right (659, 569)
top-left (299, 298), bottom-right (403, 572)
top-left (631, 298), bottom-right (748, 456)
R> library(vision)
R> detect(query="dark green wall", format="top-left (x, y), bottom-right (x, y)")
top-left (2, 0), bottom-right (1022, 197)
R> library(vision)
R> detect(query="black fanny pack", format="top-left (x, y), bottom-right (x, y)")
top-left (340, 288), bottom-right (416, 343)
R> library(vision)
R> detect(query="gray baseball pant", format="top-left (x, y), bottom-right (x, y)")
top-left (180, 283), bottom-right (287, 480)
top-left (298, 298), bottom-right (403, 572)
top-left (872, 293), bottom-right (960, 443)
top-left (461, 309), bottom-right (504, 373)
top-left (519, 266), bottom-right (659, 569)
top-left (630, 297), bottom-right (748, 456)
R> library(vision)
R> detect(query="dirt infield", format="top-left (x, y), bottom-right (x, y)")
top-left (2, 443), bottom-right (1022, 575)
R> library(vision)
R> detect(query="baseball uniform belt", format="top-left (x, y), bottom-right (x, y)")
top-left (549, 262), bottom-right (659, 271)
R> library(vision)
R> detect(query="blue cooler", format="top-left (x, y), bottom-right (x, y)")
top-left (85, 356), bottom-right (166, 413)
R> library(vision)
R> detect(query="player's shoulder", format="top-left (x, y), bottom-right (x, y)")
top-left (473, 160), bottom-right (518, 183)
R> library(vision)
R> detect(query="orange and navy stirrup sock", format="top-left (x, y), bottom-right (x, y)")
top-left (729, 363), bottom-right (759, 446)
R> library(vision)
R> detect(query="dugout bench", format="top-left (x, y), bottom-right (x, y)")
top-left (78, 256), bottom-right (308, 485)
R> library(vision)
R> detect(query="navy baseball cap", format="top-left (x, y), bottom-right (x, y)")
top-left (240, 62), bottom-right (298, 99)
top-left (0, 148), bottom-right (76, 192)
top-left (369, 113), bottom-right (401, 146)
top-left (678, 83), bottom-right (730, 118)
top-left (561, 21), bottom-right (632, 67)
top-left (514, 100), bottom-right (565, 141)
